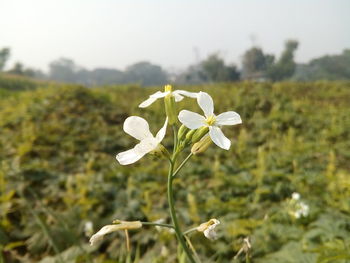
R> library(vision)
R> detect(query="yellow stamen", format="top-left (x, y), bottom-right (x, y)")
top-left (205, 115), bottom-right (216, 126)
top-left (164, 84), bottom-right (172, 92)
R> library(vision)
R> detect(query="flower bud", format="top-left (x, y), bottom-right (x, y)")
top-left (191, 126), bottom-right (209, 143)
top-left (191, 135), bottom-right (212, 155)
top-left (184, 129), bottom-right (196, 145)
top-left (177, 125), bottom-right (189, 141)
top-left (164, 85), bottom-right (177, 125)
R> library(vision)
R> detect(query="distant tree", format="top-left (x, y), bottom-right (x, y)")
top-left (242, 47), bottom-right (274, 80)
top-left (123, 61), bottom-right (168, 86)
top-left (267, 40), bottom-right (299, 81)
top-left (74, 68), bottom-right (92, 85)
top-left (49, 58), bottom-right (78, 83)
top-left (7, 62), bottom-right (36, 77)
top-left (90, 68), bottom-right (124, 86)
top-left (293, 49), bottom-right (350, 81)
top-left (225, 64), bottom-right (240, 81)
top-left (7, 62), bottom-right (24, 75)
top-left (179, 66), bottom-right (204, 84)
top-left (0, 47), bottom-right (11, 71)
top-left (174, 64), bottom-right (207, 85)
top-left (201, 54), bottom-right (227, 81)
top-left (201, 53), bottom-right (240, 82)
top-left (47, 58), bottom-right (169, 86)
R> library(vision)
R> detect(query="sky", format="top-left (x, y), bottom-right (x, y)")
top-left (1, 0), bottom-right (350, 72)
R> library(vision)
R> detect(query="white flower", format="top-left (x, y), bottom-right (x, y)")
top-left (292, 192), bottom-right (301, 200)
top-left (293, 211), bottom-right (302, 219)
top-left (290, 200), bottom-right (309, 219)
top-left (116, 116), bottom-right (168, 165)
top-left (89, 220), bottom-right (142, 245)
top-left (178, 92), bottom-right (242, 150)
top-left (197, 218), bottom-right (220, 240)
top-left (299, 202), bottom-right (310, 217)
top-left (139, 85), bottom-right (198, 108)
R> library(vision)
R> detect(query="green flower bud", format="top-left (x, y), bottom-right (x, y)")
top-left (191, 126), bottom-right (209, 143)
top-left (184, 129), bottom-right (196, 145)
top-left (164, 85), bottom-right (177, 125)
top-left (178, 125), bottom-right (189, 141)
top-left (191, 135), bottom-right (212, 155)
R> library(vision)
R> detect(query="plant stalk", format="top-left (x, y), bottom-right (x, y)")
top-left (173, 153), bottom-right (193, 178)
top-left (141, 222), bottom-right (174, 229)
top-left (167, 160), bottom-right (196, 263)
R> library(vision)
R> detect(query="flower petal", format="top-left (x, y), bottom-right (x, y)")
top-left (178, 110), bottom-right (205, 129)
top-left (138, 97), bottom-right (158, 108)
top-left (197, 92), bottom-right (214, 117)
top-left (90, 221), bottom-right (142, 245)
top-left (216, 111), bottom-right (242, 126)
top-left (116, 147), bottom-right (145, 165)
top-left (89, 225), bottom-right (121, 245)
top-left (174, 90), bottom-right (198, 99)
top-left (116, 137), bottom-right (159, 165)
top-left (204, 221), bottom-right (220, 240)
top-left (150, 91), bottom-right (169, 98)
top-left (138, 91), bottom-right (168, 108)
top-left (173, 93), bottom-right (184, 102)
top-left (209, 126), bottom-right (231, 150)
top-left (197, 219), bottom-right (220, 240)
top-left (134, 137), bottom-right (160, 155)
top-left (123, 116), bottom-right (153, 140)
top-left (156, 118), bottom-right (168, 142)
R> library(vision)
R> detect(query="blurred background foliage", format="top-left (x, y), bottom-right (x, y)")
top-left (2, 44), bottom-right (350, 87)
top-left (0, 75), bottom-right (350, 262)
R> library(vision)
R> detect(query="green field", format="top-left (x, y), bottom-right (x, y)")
top-left (0, 75), bottom-right (350, 262)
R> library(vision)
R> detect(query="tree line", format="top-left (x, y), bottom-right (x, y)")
top-left (1, 40), bottom-right (350, 86)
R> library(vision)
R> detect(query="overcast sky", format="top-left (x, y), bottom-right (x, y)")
top-left (1, 0), bottom-right (349, 71)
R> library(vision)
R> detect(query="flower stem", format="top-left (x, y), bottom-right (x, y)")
top-left (173, 153), bottom-right (193, 178)
top-left (184, 236), bottom-right (202, 263)
top-left (183, 227), bottom-right (198, 236)
top-left (167, 161), bottom-right (196, 263)
top-left (141, 222), bottom-right (174, 229)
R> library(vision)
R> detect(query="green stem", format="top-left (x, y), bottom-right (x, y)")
top-left (141, 222), bottom-right (174, 229)
top-left (184, 236), bottom-right (202, 263)
top-left (183, 227), bottom-right (198, 236)
top-left (167, 161), bottom-right (196, 263)
top-left (172, 125), bottom-right (178, 153)
top-left (173, 153), bottom-right (193, 178)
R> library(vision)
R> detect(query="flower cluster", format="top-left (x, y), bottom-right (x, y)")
top-left (116, 85), bottom-right (242, 165)
top-left (288, 192), bottom-right (310, 219)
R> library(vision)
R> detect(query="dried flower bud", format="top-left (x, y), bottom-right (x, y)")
top-left (191, 135), bottom-right (212, 155)
top-left (90, 220), bottom-right (142, 245)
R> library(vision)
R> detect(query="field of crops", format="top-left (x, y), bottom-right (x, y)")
top-left (0, 75), bottom-right (350, 263)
